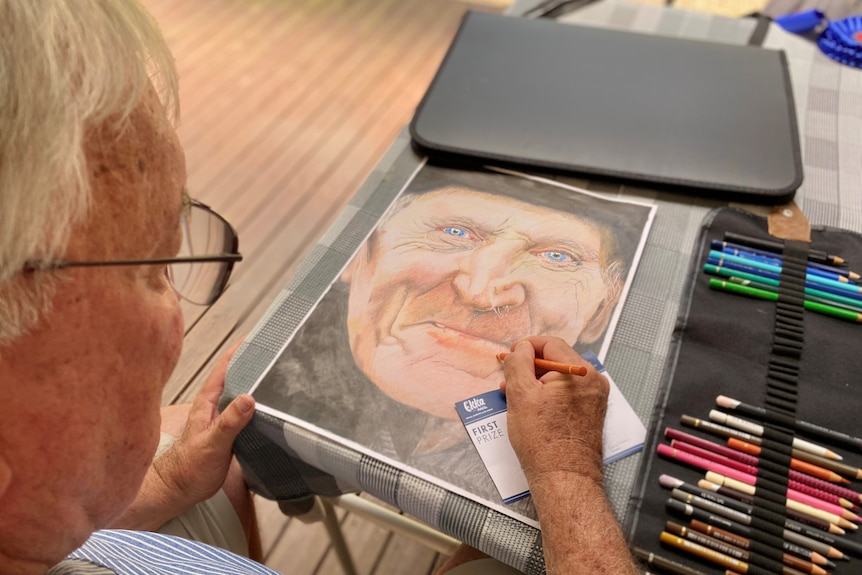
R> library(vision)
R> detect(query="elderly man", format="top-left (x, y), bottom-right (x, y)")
top-left (0, 1), bottom-right (635, 574)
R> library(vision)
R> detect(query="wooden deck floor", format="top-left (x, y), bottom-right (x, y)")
top-left (140, 0), bottom-right (499, 572)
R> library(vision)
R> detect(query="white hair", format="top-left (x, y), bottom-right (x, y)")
top-left (0, 0), bottom-right (179, 344)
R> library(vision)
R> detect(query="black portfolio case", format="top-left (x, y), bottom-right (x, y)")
top-left (410, 12), bottom-right (803, 203)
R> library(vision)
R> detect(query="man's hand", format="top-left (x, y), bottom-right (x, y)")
top-left (500, 336), bottom-right (609, 485)
top-left (108, 349), bottom-right (255, 531)
top-left (499, 336), bottom-right (636, 575)
top-left (154, 350), bottom-right (255, 505)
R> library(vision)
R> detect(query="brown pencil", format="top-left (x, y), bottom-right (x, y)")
top-left (688, 519), bottom-right (831, 570)
top-left (659, 531), bottom-right (749, 572)
top-left (496, 353), bottom-right (587, 375)
top-left (666, 521), bottom-right (827, 575)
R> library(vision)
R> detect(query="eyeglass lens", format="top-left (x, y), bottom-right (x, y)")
top-left (169, 204), bottom-right (237, 305)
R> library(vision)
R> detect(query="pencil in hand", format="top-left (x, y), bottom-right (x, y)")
top-left (496, 353), bottom-right (587, 376)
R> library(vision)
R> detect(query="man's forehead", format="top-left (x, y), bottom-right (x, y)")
top-left (75, 91), bottom-right (186, 259)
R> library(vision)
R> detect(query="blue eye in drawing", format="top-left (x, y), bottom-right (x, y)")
top-left (443, 226), bottom-right (469, 238)
top-left (539, 250), bottom-right (573, 263)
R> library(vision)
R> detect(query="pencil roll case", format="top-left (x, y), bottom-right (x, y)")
top-left (625, 207), bottom-right (862, 574)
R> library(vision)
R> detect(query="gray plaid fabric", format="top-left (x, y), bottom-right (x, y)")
top-left (224, 2), bottom-right (862, 573)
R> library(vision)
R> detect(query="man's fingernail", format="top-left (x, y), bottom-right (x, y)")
top-left (238, 396), bottom-right (254, 413)
top-left (515, 340), bottom-right (530, 351)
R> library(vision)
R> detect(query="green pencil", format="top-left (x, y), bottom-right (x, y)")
top-left (724, 276), bottom-right (862, 313)
top-left (704, 263), bottom-right (862, 311)
top-left (708, 279), bottom-right (862, 323)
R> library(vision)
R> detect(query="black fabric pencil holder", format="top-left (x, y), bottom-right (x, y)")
top-left (625, 207), bottom-right (862, 575)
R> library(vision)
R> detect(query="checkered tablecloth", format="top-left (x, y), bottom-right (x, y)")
top-left (225, 2), bottom-right (862, 572)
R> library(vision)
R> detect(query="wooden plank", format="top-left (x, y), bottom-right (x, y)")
top-left (314, 511), bottom-right (393, 575)
top-left (370, 532), bottom-right (441, 575)
top-left (176, 2), bottom-right (345, 151)
top-left (192, 0), bottom-right (407, 221)
top-left (254, 496), bottom-right (293, 558)
top-left (264, 506), bottom-right (347, 574)
top-left (264, 519), bottom-right (332, 573)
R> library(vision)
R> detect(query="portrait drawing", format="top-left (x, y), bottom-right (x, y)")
top-left (250, 163), bottom-right (655, 525)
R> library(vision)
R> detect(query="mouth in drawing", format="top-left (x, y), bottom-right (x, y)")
top-left (407, 320), bottom-right (514, 353)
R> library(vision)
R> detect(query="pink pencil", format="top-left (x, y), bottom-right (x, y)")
top-left (669, 439), bottom-right (856, 510)
top-left (657, 444), bottom-right (859, 522)
top-left (665, 427), bottom-right (862, 500)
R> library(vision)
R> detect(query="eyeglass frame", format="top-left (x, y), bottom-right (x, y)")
top-left (22, 199), bottom-right (243, 306)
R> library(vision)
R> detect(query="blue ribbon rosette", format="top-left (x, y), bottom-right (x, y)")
top-left (775, 10), bottom-right (862, 69)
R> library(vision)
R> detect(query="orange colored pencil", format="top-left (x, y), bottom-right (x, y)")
top-left (496, 353), bottom-right (587, 376)
top-left (727, 438), bottom-right (851, 485)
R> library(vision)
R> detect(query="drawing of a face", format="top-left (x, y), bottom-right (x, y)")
top-left (342, 186), bottom-right (617, 419)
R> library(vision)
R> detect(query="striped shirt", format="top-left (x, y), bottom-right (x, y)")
top-left (48, 530), bottom-right (279, 575)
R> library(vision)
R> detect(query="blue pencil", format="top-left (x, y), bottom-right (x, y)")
top-left (709, 251), bottom-right (862, 296)
top-left (720, 248), bottom-right (853, 283)
top-left (706, 257), bottom-right (862, 302)
top-left (710, 240), bottom-right (860, 280)
top-left (711, 240), bottom-right (859, 280)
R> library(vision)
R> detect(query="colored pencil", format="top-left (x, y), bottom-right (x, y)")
top-left (709, 251), bottom-right (862, 295)
top-left (681, 415), bottom-right (862, 481)
top-left (710, 240), bottom-right (859, 279)
top-left (687, 519), bottom-right (831, 569)
top-left (725, 438), bottom-right (851, 485)
top-left (695, 479), bottom-right (839, 534)
top-left (722, 233), bottom-right (845, 266)
top-left (632, 547), bottom-right (712, 575)
top-left (661, 474), bottom-right (840, 534)
top-left (724, 433), bottom-right (862, 482)
top-left (494, 353), bottom-right (587, 375)
top-left (717, 395), bottom-right (862, 452)
top-left (703, 471), bottom-right (859, 526)
top-left (659, 531), bottom-right (750, 572)
top-left (792, 449), bottom-right (862, 481)
top-left (708, 279), bottom-right (862, 323)
top-left (717, 246), bottom-right (854, 283)
top-left (706, 259), bottom-right (862, 302)
top-left (709, 410), bottom-right (843, 461)
top-left (669, 440), bottom-right (857, 516)
top-left (665, 499), bottom-right (846, 560)
top-left (666, 427), bottom-right (853, 491)
top-left (657, 445), bottom-right (858, 523)
top-left (709, 271), bottom-right (862, 313)
top-left (664, 521), bottom-right (827, 575)
top-left (681, 415), bottom-right (759, 443)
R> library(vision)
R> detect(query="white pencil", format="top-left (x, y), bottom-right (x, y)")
top-left (709, 410), bottom-right (842, 461)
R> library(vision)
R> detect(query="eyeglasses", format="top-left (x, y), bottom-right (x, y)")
top-left (24, 200), bottom-right (242, 306)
